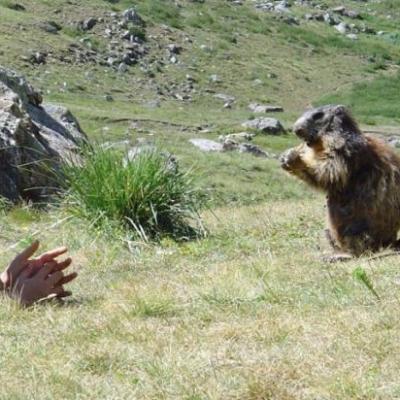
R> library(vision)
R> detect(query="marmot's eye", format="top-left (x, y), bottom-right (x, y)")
top-left (312, 112), bottom-right (324, 121)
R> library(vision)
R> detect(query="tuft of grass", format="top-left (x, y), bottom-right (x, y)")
top-left (60, 145), bottom-right (207, 240)
top-left (352, 267), bottom-right (380, 300)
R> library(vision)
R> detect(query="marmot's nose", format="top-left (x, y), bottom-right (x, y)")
top-left (292, 117), bottom-right (308, 139)
top-left (293, 126), bottom-right (308, 139)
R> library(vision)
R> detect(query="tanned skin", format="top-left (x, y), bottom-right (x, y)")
top-left (280, 105), bottom-right (400, 260)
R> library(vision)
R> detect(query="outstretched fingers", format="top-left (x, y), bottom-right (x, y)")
top-left (14, 240), bottom-right (40, 263)
top-left (56, 272), bottom-right (78, 286)
top-left (2, 241), bottom-right (40, 288)
top-left (29, 247), bottom-right (68, 268)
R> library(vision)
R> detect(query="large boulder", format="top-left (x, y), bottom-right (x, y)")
top-left (0, 66), bottom-right (87, 202)
top-left (242, 117), bottom-right (285, 135)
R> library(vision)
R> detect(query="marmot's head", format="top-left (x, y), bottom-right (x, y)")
top-left (293, 105), bottom-right (361, 146)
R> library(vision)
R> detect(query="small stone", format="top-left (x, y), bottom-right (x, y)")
top-left (249, 103), bottom-right (284, 113)
top-left (107, 57), bottom-right (118, 66)
top-left (344, 10), bottom-right (361, 19)
top-left (40, 21), bottom-right (62, 34)
top-left (118, 63), bottom-right (129, 73)
top-left (209, 74), bottom-right (221, 83)
top-left (222, 138), bottom-right (239, 151)
top-left (167, 44), bottom-right (182, 54)
top-left (335, 22), bottom-right (349, 34)
top-left (80, 17), bottom-right (97, 31)
top-left (238, 143), bottom-right (269, 158)
top-left (346, 33), bottom-right (358, 40)
top-left (146, 100), bottom-right (160, 108)
top-left (218, 132), bottom-right (255, 142)
top-left (30, 51), bottom-right (47, 65)
top-left (332, 6), bottom-right (345, 15)
top-left (189, 138), bottom-right (223, 152)
top-left (213, 93), bottom-right (235, 103)
top-left (122, 8), bottom-right (145, 25)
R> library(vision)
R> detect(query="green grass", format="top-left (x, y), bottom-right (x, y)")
top-left (61, 146), bottom-right (206, 240)
top-left (318, 72), bottom-right (400, 122)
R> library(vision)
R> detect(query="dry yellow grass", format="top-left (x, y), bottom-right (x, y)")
top-left (1, 199), bottom-right (400, 399)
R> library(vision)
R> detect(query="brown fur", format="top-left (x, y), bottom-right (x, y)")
top-left (280, 105), bottom-right (400, 256)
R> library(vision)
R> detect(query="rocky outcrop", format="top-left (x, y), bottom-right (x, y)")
top-left (0, 66), bottom-right (87, 202)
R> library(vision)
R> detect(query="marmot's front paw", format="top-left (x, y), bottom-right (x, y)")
top-left (279, 148), bottom-right (298, 171)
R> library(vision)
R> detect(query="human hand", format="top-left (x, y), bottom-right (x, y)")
top-left (11, 259), bottom-right (77, 307)
top-left (1, 240), bottom-right (77, 306)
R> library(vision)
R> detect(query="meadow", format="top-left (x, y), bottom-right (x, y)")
top-left (1, 0), bottom-right (400, 398)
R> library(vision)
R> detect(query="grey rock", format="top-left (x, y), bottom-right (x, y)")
top-left (80, 17), bottom-right (97, 31)
top-left (0, 66), bottom-right (42, 106)
top-left (346, 33), bottom-right (358, 40)
top-left (222, 138), bottom-right (239, 151)
top-left (122, 8), bottom-right (145, 25)
top-left (323, 13), bottom-right (337, 25)
top-left (218, 132), bottom-right (255, 142)
top-left (238, 143), bottom-right (269, 158)
top-left (145, 100), bottom-right (161, 108)
top-left (219, 137), bottom-right (270, 158)
top-left (167, 44), bottom-right (182, 54)
top-left (248, 103), bottom-right (284, 113)
top-left (213, 93), bottom-right (235, 103)
top-left (0, 66), bottom-right (87, 202)
top-left (332, 6), bottom-right (345, 15)
top-left (29, 51), bottom-right (47, 65)
top-left (209, 74), bottom-right (221, 83)
top-left (118, 62), bottom-right (129, 73)
top-left (189, 138), bottom-right (223, 152)
top-left (122, 52), bottom-right (136, 65)
top-left (274, 0), bottom-right (290, 13)
top-left (107, 57), bottom-right (119, 66)
top-left (242, 117), bottom-right (285, 135)
top-left (344, 10), bottom-right (361, 19)
top-left (40, 21), bottom-right (62, 34)
top-left (335, 22), bottom-right (349, 34)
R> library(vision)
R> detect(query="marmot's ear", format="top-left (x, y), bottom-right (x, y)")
top-left (334, 105), bottom-right (347, 115)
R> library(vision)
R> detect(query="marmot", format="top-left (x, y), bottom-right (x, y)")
top-left (280, 104), bottom-right (400, 258)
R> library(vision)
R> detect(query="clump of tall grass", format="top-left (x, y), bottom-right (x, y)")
top-left (61, 145), bottom-right (207, 241)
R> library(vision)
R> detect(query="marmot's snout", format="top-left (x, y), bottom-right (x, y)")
top-left (293, 116), bottom-right (314, 143)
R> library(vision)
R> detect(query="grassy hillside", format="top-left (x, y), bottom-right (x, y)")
top-left (2, 0), bottom-right (400, 398)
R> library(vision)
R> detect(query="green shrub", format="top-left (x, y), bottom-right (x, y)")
top-left (61, 146), bottom-right (206, 240)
